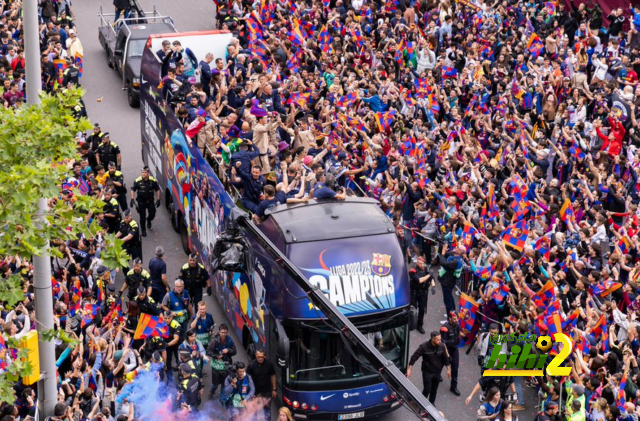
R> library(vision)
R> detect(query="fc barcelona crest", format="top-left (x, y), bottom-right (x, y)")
top-left (372, 253), bottom-right (392, 276)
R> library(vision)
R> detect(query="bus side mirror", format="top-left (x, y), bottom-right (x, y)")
top-left (408, 306), bottom-right (418, 331)
top-left (275, 319), bottom-right (290, 368)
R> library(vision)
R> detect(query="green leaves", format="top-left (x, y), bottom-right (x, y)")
top-left (41, 328), bottom-right (80, 347)
top-left (0, 88), bottom-right (128, 401)
top-left (0, 275), bottom-right (25, 309)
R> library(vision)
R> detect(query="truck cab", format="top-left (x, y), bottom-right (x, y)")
top-left (98, 7), bottom-right (176, 107)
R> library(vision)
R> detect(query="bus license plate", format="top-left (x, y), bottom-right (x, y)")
top-left (338, 412), bottom-right (365, 420)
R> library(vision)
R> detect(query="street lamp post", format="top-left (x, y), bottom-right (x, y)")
top-left (24, 1), bottom-right (57, 419)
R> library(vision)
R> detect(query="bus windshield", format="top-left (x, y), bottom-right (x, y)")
top-left (285, 315), bottom-right (408, 391)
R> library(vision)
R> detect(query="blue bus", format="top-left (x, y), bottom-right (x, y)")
top-left (139, 30), bottom-right (412, 420)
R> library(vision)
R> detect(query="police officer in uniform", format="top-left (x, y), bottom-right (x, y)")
top-left (87, 123), bottom-right (104, 151)
top-left (119, 258), bottom-right (151, 302)
top-left (115, 209), bottom-right (142, 267)
top-left (409, 257), bottom-right (434, 334)
top-left (177, 363), bottom-right (202, 410)
top-left (440, 312), bottom-right (461, 396)
top-left (107, 162), bottom-right (128, 211)
top-left (135, 286), bottom-right (161, 316)
top-left (62, 58), bottom-right (80, 87)
top-left (180, 253), bottom-right (212, 306)
top-left (163, 311), bottom-right (183, 382)
top-left (96, 133), bottom-right (121, 170)
top-left (102, 189), bottom-right (121, 233)
top-left (130, 166), bottom-right (161, 237)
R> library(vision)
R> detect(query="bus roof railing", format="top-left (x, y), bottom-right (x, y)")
top-left (204, 143), bottom-right (241, 203)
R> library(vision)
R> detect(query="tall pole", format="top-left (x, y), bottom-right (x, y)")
top-left (24, 1), bottom-right (56, 420)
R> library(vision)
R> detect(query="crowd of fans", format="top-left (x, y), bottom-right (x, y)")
top-left (5, 0), bottom-right (640, 419)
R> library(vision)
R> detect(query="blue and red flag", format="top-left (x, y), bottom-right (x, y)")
top-left (336, 92), bottom-right (359, 108)
top-left (546, 313), bottom-right (563, 336)
top-left (527, 33), bottom-right (544, 58)
top-left (458, 293), bottom-right (480, 347)
top-left (286, 92), bottom-right (311, 107)
top-left (569, 146), bottom-right (586, 160)
top-left (318, 25), bottom-right (332, 53)
top-left (502, 219), bottom-right (529, 252)
top-left (559, 198), bottom-right (575, 223)
top-left (288, 19), bottom-right (306, 47)
top-left (492, 282), bottom-right (510, 304)
top-left (474, 263), bottom-right (494, 281)
top-left (562, 309), bottom-right (581, 330)
top-left (134, 314), bottom-right (169, 340)
top-left (618, 236), bottom-right (631, 254)
top-left (460, 223), bottom-right (477, 251)
top-left (375, 110), bottom-right (396, 132)
top-left (74, 53), bottom-right (83, 78)
top-left (533, 280), bottom-right (555, 308)
top-left (442, 67), bottom-right (458, 79)
top-left (81, 303), bottom-right (99, 328)
top-left (535, 234), bottom-right (552, 261)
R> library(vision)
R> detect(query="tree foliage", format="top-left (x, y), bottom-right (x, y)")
top-left (0, 89), bottom-right (129, 402)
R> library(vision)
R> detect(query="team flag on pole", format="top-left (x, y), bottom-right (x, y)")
top-left (134, 314), bottom-right (169, 340)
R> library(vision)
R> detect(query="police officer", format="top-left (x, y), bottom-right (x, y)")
top-left (163, 310), bottom-right (183, 382)
top-left (440, 312), bottom-right (461, 396)
top-left (62, 58), bottom-right (80, 87)
top-left (96, 133), bottom-right (121, 170)
top-left (135, 286), bottom-right (160, 316)
top-left (409, 257), bottom-right (434, 334)
top-left (161, 279), bottom-right (193, 335)
top-left (115, 209), bottom-right (142, 267)
top-left (130, 166), bottom-right (161, 237)
top-left (87, 123), bottom-right (104, 151)
top-left (107, 162), bottom-right (128, 211)
top-left (406, 331), bottom-right (451, 405)
top-left (180, 254), bottom-right (212, 306)
top-left (119, 258), bottom-right (151, 302)
top-left (142, 335), bottom-right (167, 368)
top-left (101, 189), bottom-right (121, 233)
top-left (177, 363), bottom-right (202, 410)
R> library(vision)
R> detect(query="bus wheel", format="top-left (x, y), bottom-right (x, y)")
top-left (179, 216), bottom-right (191, 255)
top-left (127, 82), bottom-right (140, 107)
top-left (244, 327), bottom-right (256, 360)
top-left (107, 52), bottom-right (114, 68)
top-left (168, 199), bottom-right (180, 233)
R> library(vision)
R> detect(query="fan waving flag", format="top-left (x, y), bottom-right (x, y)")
top-left (318, 25), bottom-right (333, 53)
top-left (535, 234), bottom-right (552, 260)
top-left (527, 33), bottom-right (544, 58)
top-left (492, 282), bottom-right (510, 304)
top-left (458, 293), bottom-right (480, 347)
top-left (502, 219), bottom-right (529, 252)
top-left (442, 67), bottom-right (458, 79)
top-left (286, 92), bottom-right (311, 107)
top-left (81, 303), bottom-right (99, 328)
top-left (562, 309), bottom-right (581, 330)
top-left (532, 280), bottom-right (555, 308)
top-left (559, 198), bottom-right (576, 223)
top-left (546, 313), bottom-right (563, 336)
top-left (336, 92), bottom-right (359, 108)
top-left (375, 111), bottom-right (396, 132)
top-left (460, 223), bottom-right (477, 251)
top-left (134, 314), bottom-right (169, 340)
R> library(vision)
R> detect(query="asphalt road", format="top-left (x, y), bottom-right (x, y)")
top-left (71, 2), bottom-right (537, 419)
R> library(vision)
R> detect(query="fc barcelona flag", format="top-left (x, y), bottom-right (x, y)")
top-left (559, 198), bottom-right (575, 223)
top-left (532, 280), bottom-right (555, 308)
top-left (336, 92), bottom-right (359, 108)
top-left (442, 67), bottom-right (458, 79)
top-left (501, 219), bottom-right (529, 252)
top-left (81, 303), bottom-right (99, 328)
top-left (74, 53), bottom-right (83, 78)
top-left (375, 110), bottom-right (396, 132)
top-left (458, 293), bottom-right (480, 347)
top-left (134, 314), bottom-right (169, 340)
top-left (546, 313), bottom-right (563, 336)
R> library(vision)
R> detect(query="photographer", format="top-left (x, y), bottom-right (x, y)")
top-left (206, 324), bottom-right (237, 398)
top-left (221, 362), bottom-right (255, 420)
